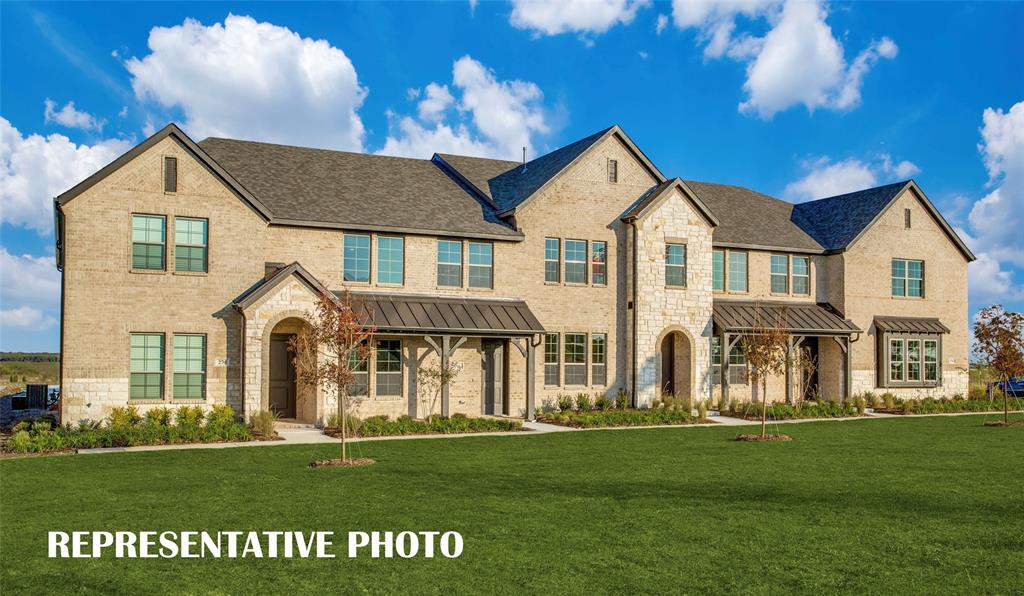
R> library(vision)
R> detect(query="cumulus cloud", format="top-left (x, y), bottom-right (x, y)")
top-left (656, 13), bottom-right (668, 35)
top-left (0, 118), bottom-right (131, 235)
top-left (125, 14), bottom-right (367, 150)
top-left (379, 55), bottom-right (550, 160)
top-left (0, 248), bottom-right (60, 333)
top-left (510, 0), bottom-right (650, 38)
top-left (44, 99), bottom-right (105, 132)
top-left (784, 153), bottom-right (919, 202)
top-left (671, 0), bottom-right (897, 118)
top-left (0, 307), bottom-right (57, 331)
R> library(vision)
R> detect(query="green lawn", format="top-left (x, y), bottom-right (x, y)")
top-left (2, 415), bottom-right (1023, 594)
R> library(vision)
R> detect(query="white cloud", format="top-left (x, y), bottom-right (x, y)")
top-left (784, 153), bottom-right (919, 202)
top-left (638, 50), bottom-right (649, 59)
top-left (118, 106), bottom-right (128, 118)
top-left (0, 307), bottom-right (57, 331)
top-left (44, 99), bottom-right (105, 132)
top-left (656, 13), bottom-right (668, 34)
top-left (967, 253), bottom-right (1020, 304)
top-left (125, 14), bottom-right (367, 151)
top-left (0, 118), bottom-right (131, 235)
top-left (379, 55), bottom-right (550, 160)
top-left (510, 0), bottom-right (650, 38)
top-left (671, 0), bottom-right (897, 118)
top-left (0, 249), bottom-right (60, 334)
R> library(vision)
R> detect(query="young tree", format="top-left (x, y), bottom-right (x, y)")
top-left (742, 307), bottom-right (791, 438)
top-left (416, 359), bottom-right (461, 422)
top-left (973, 305), bottom-right (1024, 425)
top-left (289, 290), bottom-right (376, 463)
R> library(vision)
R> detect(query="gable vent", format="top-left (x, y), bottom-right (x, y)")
top-left (164, 156), bottom-right (177, 193)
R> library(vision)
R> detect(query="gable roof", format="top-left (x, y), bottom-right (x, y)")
top-left (233, 262), bottom-right (333, 310)
top-left (620, 178), bottom-right (719, 227)
top-left (685, 181), bottom-right (825, 253)
top-left (792, 180), bottom-right (975, 260)
top-left (433, 153), bottom-right (520, 205)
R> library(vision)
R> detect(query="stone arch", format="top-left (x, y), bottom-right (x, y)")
top-left (656, 325), bottom-right (694, 400)
top-left (256, 309), bottom-right (321, 423)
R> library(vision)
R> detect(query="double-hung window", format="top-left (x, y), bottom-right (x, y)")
top-left (892, 259), bottom-right (924, 297)
top-left (792, 256), bottom-right (810, 295)
top-left (712, 250), bottom-right (725, 292)
top-left (375, 339), bottom-right (402, 396)
top-left (468, 242), bottom-right (493, 289)
top-left (132, 214), bottom-right (165, 270)
top-left (174, 217), bottom-right (207, 272)
top-left (544, 334), bottom-right (559, 386)
top-left (591, 241), bottom-right (607, 285)
top-left (376, 236), bottom-right (404, 285)
top-left (130, 333), bottom-right (164, 399)
top-left (173, 334), bottom-right (206, 399)
top-left (591, 334), bottom-right (607, 386)
top-left (348, 347), bottom-right (369, 396)
top-left (728, 251), bottom-right (748, 292)
top-left (924, 340), bottom-right (939, 382)
top-left (343, 234), bottom-right (370, 282)
top-left (665, 244), bottom-right (686, 287)
top-left (770, 255), bottom-right (789, 294)
top-left (544, 238), bottom-right (560, 283)
top-left (564, 240), bottom-right (587, 284)
top-left (437, 240), bottom-right (463, 287)
top-left (710, 337), bottom-right (746, 385)
top-left (564, 333), bottom-right (586, 385)
top-left (889, 338), bottom-right (906, 382)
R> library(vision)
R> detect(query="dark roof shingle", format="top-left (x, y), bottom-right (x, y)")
top-left (434, 154), bottom-right (520, 202)
top-left (791, 181), bottom-right (909, 251)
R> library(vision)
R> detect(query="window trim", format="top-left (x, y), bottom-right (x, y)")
top-left (791, 255), bottom-right (811, 296)
top-left (891, 258), bottom-right (925, 299)
top-left (665, 242), bottom-right (687, 288)
top-left (544, 237), bottom-right (561, 284)
top-left (712, 249), bottom-right (725, 292)
top-left (374, 338), bottom-right (403, 398)
top-left (770, 254), bottom-right (789, 294)
top-left (342, 233), bottom-right (372, 284)
top-left (130, 213), bottom-right (167, 272)
top-left (467, 241), bottom-right (494, 290)
top-left (130, 332), bottom-right (165, 400)
top-left (591, 333), bottom-right (607, 386)
top-left (563, 239), bottom-right (588, 285)
top-left (879, 332), bottom-right (942, 388)
top-left (173, 216), bottom-right (208, 274)
top-left (563, 333), bottom-right (587, 386)
top-left (591, 240), bottom-right (608, 286)
top-left (726, 250), bottom-right (749, 294)
top-left (543, 333), bottom-right (560, 387)
top-left (437, 239), bottom-right (464, 288)
top-left (375, 235), bottom-right (405, 286)
top-left (172, 333), bottom-right (207, 401)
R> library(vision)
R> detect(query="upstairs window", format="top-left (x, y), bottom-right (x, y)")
top-left (375, 339), bottom-right (402, 396)
top-left (132, 214), bottom-right (165, 270)
top-left (468, 242), bottom-right (493, 289)
top-left (792, 256), bottom-right (810, 295)
top-left (376, 236), bottom-right (404, 285)
top-left (173, 334), bottom-right (206, 400)
top-left (591, 241), bottom-right (607, 285)
top-left (544, 238), bottom-right (560, 283)
top-left (665, 244), bottom-right (686, 287)
top-left (174, 217), bottom-right (207, 273)
top-left (608, 159), bottom-right (618, 183)
top-left (163, 156), bottom-right (177, 193)
top-left (591, 333), bottom-right (607, 386)
top-left (712, 250), bottom-right (725, 292)
top-left (564, 333), bottom-right (586, 385)
top-left (728, 251), bottom-right (748, 292)
top-left (892, 258), bottom-right (924, 297)
top-left (343, 234), bottom-right (370, 282)
top-left (564, 240), bottom-right (587, 284)
top-left (130, 333), bottom-right (164, 399)
top-left (770, 255), bottom-right (789, 293)
top-left (437, 240), bottom-right (463, 287)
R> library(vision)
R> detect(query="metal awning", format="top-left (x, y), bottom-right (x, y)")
top-left (345, 292), bottom-right (545, 336)
top-left (713, 300), bottom-right (860, 335)
top-left (874, 316), bottom-right (949, 334)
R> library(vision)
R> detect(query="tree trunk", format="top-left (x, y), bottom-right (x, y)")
top-left (761, 379), bottom-right (768, 438)
top-left (1004, 376), bottom-right (1009, 425)
top-left (337, 368), bottom-right (347, 462)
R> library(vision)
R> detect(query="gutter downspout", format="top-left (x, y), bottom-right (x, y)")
top-left (55, 200), bottom-right (66, 423)
top-left (234, 304), bottom-right (247, 419)
top-left (630, 221), bottom-right (639, 408)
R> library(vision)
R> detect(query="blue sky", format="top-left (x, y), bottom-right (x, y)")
top-left (1, 1), bottom-right (1022, 352)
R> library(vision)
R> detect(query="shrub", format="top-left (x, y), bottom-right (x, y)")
top-left (249, 409), bottom-right (278, 437)
top-left (595, 395), bottom-right (612, 411)
top-left (862, 392), bottom-right (879, 408)
top-left (901, 399), bottom-right (915, 414)
top-left (9, 430), bottom-right (33, 452)
top-left (968, 385), bottom-right (987, 400)
top-left (615, 389), bottom-right (630, 409)
top-left (557, 394), bottom-right (574, 412)
top-left (144, 407), bottom-right (173, 427)
top-left (31, 420), bottom-right (51, 433)
top-left (350, 415), bottom-right (521, 437)
top-left (11, 419), bottom-right (33, 433)
top-left (575, 393), bottom-right (592, 412)
top-left (854, 396), bottom-right (867, 415)
top-left (539, 408), bottom-right (694, 429)
top-left (206, 404), bottom-right (237, 432)
top-left (175, 406), bottom-right (205, 428)
top-left (678, 397), bottom-right (694, 413)
top-left (108, 406), bottom-right (141, 428)
top-left (882, 393), bottom-right (896, 410)
top-left (697, 401), bottom-right (708, 420)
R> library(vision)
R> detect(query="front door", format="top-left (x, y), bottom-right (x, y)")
top-left (269, 333), bottom-right (296, 418)
top-left (482, 340), bottom-right (504, 416)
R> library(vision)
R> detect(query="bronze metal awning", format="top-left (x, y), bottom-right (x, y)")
top-left (874, 316), bottom-right (949, 334)
top-left (345, 292), bottom-right (544, 336)
top-left (713, 300), bottom-right (860, 335)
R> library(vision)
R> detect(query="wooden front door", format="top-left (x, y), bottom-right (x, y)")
top-left (482, 340), bottom-right (505, 416)
top-left (269, 333), bottom-right (296, 418)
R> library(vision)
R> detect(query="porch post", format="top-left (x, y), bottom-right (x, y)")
top-left (441, 335), bottom-right (451, 418)
top-left (785, 336), bottom-right (793, 405)
top-left (526, 339), bottom-right (536, 421)
top-left (844, 336), bottom-right (853, 402)
top-left (721, 331), bottom-right (730, 405)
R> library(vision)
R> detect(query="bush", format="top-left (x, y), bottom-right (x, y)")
top-left (595, 395), bottom-right (612, 411)
top-left (350, 415), bottom-right (521, 437)
top-left (539, 408), bottom-right (695, 428)
top-left (575, 393), bottom-right (592, 412)
top-left (206, 404), bottom-right (237, 432)
top-left (615, 389), bottom-right (630, 409)
top-left (144, 407), bottom-right (173, 427)
top-left (854, 396), bottom-right (867, 415)
top-left (557, 394), bottom-right (574, 412)
top-left (697, 402), bottom-right (708, 420)
top-left (882, 393), bottom-right (896, 410)
top-left (735, 401), bottom-right (859, 420)
top-left (248, 410), bottom-right (278, 437)
top-left (175, 406), bottom-right (205, 428)
top-left (108, 406), bottom-right (141, 428)
top-left (9, 431), bottom-right (33, 452)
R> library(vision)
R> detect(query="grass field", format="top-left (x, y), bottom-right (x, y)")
top-left (2, 415), bottom-right (1022, 594)
top-left (0, 352), bottom-right (59, 396)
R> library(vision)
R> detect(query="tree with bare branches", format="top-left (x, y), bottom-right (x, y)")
top-left (973, 305), bottom-right (1024, 425)
top-left (289, 290), bottom-right (376, 463)
top-left (742, 307), bottom-right (791, 438)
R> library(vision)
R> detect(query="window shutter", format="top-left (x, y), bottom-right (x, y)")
top-left (164, 156), bottom-right (177, 193)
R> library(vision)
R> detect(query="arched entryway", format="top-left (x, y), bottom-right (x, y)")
top-left (264, 316), bottom-right (317, 423)
top-left (659, 330), bottom-right (693, 400)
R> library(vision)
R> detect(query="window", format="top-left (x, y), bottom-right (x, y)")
top-left (907, 339), bottom-right (922, 382)
top-left (792, 256), bottom-right (810, 295)
top-left (130, 333), bottom-right (164, 399)
top-left (437, 240), bottom-right (463, 287)
top-left (591, 241), bottom-right (607, 285)
top-left (892, 258), bottom-right (924, 297)
top-left (885, 335), bottom-right (941, 387)
top-left (173, 334), bottom-right (206, 399)
top-left (564, 334), bottom-right (586, 385)
top-left (770, 255), bottom-right (789, 294)
top-left (164, 156), bottom-right (177, 193)
top-left (728, 251), bottom-right (748, 292)
top-left (376, 236), bottom-right (404, 285)
top-left (712, 250), bottom-right (725, 292)
top-left (608, 159), bottom-right (618, 183)
top-left (904, 208), bottom-right (912, 229)
top-left (348, 348), bottom-right (368, 396)
top-left (174, 217), bottom-right (207, 272)
top-left (375, 339), bottom-right (402, 396)
top-left (564, 240), bottom-right (587, 284)
top-left (889, 338), bottom-right (904, 382)
top-left (468, 242), bottom-right (493, 289)
top-left (544, 334), bottom-right (559, 385)
top-left (728, 343), bottom-right (748, 385)
top-left (343, 234), bottom-right (370, 282)
top-left (665, 244), bottom-right (686, 287)
top-left (924, 340), bottom-right (938, 382)
top-left (544, 238), bottom-right (560, 283)
top-left (591, 334), bottom-right (607, 386)
top-left (131, 214), bottom-right (165, 270)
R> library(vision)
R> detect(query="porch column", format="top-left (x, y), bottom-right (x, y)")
top-left (526, 338), bottom-right (536, 421)
top-left (844, 336), bottom-right (853, 402)
top-left (721, 331), bottom-right (730, 405)
top-left (440, 335), bottom-right (451, 418)
top-left (785, 336), bottom-right (793, 405)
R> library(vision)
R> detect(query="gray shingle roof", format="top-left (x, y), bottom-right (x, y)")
top-left (685, 181), bottom-right (825, 253)
top-left (791, 181), bottom-right (909, 251)
top-left (199, 138), bottom-right (521, 239)
top-left (434, 154), bottom-right (519, 202)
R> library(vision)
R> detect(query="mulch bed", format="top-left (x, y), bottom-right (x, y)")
top-left (983, 421), bottom-right (1024, 427)
top-left (734, 433), bottom-right (793, 442)
top-left (308, 458), bottom-right (376, 468)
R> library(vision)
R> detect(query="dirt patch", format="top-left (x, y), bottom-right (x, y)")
top-left (734, 433), bottom-right (793, 442)
top-left (309, 458), bottom-right (376, 468)
top-left (983, 421), bottom-right (1024, 427)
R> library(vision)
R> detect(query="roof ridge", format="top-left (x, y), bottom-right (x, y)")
top-left (800, 179), bottom-right (911, 205)
top-left (199, 137), bottom-right (437, 164)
